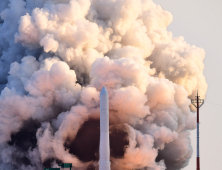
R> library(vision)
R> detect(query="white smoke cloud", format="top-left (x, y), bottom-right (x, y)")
top-left (0, 0), bottom-right (207, 169)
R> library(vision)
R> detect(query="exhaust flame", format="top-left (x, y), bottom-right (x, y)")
top-left (0, 0), bottom-right (207, 169)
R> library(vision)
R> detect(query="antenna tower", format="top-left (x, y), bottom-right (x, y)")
top-left (191, 91), bottom-right (204, 170)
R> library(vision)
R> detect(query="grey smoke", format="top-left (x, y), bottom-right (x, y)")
top-left (0, 0), bottom-right (207, 170)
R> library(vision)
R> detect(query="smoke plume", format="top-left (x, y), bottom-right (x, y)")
top-left (0, 0), bottom-right (207, 169)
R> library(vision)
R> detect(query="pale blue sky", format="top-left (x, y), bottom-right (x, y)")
top-left (154, 0), bottom-right (222, 169)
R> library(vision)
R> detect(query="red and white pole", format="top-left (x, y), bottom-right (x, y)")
top-left (191, 91), bottom-right (204, 170)
top-left (196, 93), bottom-right (200, 170)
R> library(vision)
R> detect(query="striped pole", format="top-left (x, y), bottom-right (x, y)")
top-left (191, 91), bottom-right (204, 170)
top-left (196, 93), bottom-right (200, 170)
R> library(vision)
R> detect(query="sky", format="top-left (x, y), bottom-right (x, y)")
top-left (154, 0), bottom-right (222, 169)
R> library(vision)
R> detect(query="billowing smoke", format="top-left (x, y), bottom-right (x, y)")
top-left (0, 0), bottom-right (207, 169)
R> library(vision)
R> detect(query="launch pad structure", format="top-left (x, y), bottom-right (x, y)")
top-left (191, 91), bottom-right (204, 170)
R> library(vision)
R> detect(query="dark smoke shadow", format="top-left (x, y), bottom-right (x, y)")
top-left (109, 124), bottom-right (129, 158)
top-left (87, 165), bottom-right (97, 170)
top-left (43, 158), bottom-right (62, 168)
top-left (7, 120), bottom-right (40, 167)
top-left (64, 119), bottom-right (100, 162)
top-left (7, 121), bottom-right (39, 151)
top-left (64, 119), bottom-right (129, 163)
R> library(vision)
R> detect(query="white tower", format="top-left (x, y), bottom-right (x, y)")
top-left (99, 87), bottom-right (111, 170)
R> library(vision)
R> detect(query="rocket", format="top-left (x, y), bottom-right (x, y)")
top-left (99, 87), bottom-right (111, 170)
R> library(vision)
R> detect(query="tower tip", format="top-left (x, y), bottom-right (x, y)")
top-left (100, 86), bottom-right (108, 95)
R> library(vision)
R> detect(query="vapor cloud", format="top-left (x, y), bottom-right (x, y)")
top-left (0, 0), bottom-right (207, 169)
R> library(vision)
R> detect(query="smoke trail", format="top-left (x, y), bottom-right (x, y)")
top-left (0, 0), bottom-right (207, 169)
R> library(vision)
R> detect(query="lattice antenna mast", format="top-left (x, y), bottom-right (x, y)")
top-left (191, 90), bottom-right (204, 170)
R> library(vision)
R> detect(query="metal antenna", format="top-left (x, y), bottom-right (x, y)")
top-left (191, 90), bottom-right (204, 170)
